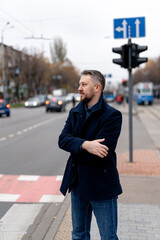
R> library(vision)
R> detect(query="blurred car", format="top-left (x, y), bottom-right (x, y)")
top-left (74, 93), bottom-right (80, 102)
top-left (45, 96), bottom-right (66, 112)
top-left (35, 94), bottom-right (47, 106)
top-left (0, 99), bottom-right (11, 117)
top-left (65, 93), bottom-right (75, 103)
top-left (65, 93), bottom-right (80, 103)
top-left (24, 97), bottom-right (42, 107)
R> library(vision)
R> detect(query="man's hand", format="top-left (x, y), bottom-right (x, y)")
top-left (82, 138), bottom-right (109, 158)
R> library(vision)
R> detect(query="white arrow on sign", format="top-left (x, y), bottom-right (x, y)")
top-left (135, 19), bottom-right (140, 37)
top-left (115, 20), bottom-right (127, 38)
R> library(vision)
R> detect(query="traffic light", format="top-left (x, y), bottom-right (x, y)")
top-left (122, 78), bottom-right (127, 87)
top-left (112, 44), bottom-right (129, 68)
top-left (131, 44), bottom-right (148, 68)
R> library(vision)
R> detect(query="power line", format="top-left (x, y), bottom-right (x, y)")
top-left (0, 7), bottom-right (33, 35)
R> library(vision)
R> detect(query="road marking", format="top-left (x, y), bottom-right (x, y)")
top-left (0, 204), bottom-right (43, 240)
top-left (39, 194), bottom-right (65, 203)
top-left (0, 193), bottom-right (20, 202)
top-left (17, 131), bottom-right (22, 135)
top-left (0, 137), bottom-right (7, 141)
top-left (0, 174), bottom-right (63, 203)
top-left (56, 175), bottom-right (63, 181)
top-left (0, 114), bottom-right (65, 142)
top-left (18, 175), bottom-right (40, 181)
top-left (22, 128), bottom-right (28, 133)
top-left (8, 134), bottom-right (14, 138)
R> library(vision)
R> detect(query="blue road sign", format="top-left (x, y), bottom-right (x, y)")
top-left (114, 17), bottom-right (145, 39)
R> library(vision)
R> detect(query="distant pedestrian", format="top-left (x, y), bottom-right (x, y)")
top-left (72, 95), bottom-right (76, 107)
top-left (58, 70), bottom-right (122, 240)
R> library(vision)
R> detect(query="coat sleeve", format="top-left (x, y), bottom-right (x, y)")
top-left (76, 109), bottom-right (122, 164)
top-left (58, 109), bottom-right (85, 154)
top-left (96, 109), bottom-right (122, 152)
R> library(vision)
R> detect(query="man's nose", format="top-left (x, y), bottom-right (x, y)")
top-left (78, 85), bottom-right (82, 91)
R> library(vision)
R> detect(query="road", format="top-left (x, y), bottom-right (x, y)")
top-left (0, 106), bottom-right (69, 175)
top-left (0, 102), bottom-right (160, 239)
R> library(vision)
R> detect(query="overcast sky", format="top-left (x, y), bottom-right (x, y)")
top-left (1, 0), bottom-right (160, 85)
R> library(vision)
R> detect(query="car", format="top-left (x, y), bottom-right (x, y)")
top-left (74, 93), bottom-right (80, 102)
top-left (0, 99), bottom-right (11, 117)
top-left (45, 96), bottom-right (66, 112)
top-left (24, 97), bottom-right (42, 107)
top-left (65, 93), bottom-right (80, 103)
top-left (35, 94), bottom-right (47, 106)
top-left (65, 93), bottom-right (75, 103)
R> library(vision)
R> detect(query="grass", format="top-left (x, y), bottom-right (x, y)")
top-left (11, 102), bottom-right (24, 108)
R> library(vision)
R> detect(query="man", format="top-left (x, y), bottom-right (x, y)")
top-left (58, 70), bottom-right (122, 240)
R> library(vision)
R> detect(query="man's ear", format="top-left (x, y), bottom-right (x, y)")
top-left (95, 84), bottom-right (101, 93)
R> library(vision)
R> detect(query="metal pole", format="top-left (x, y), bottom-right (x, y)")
top-left (128, 38), bottom-right (133, 163)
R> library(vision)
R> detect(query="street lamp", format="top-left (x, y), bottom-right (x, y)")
top-left (1, 22), bottom-right (14, 100)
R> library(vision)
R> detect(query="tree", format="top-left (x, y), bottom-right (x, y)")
top-left (50, 38), bottom-right (67, 64)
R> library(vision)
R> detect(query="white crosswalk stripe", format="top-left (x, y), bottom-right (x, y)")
top-left (0, 204), bottom-right (43, 240)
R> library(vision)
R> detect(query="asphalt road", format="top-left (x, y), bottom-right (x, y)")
top-left (0, 106), bottom-right (70, 176)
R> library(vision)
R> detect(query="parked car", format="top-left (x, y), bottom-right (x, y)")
top-left (24, 97), bottom-right (42, 107)
top-left (0, 99), bottom-right (10, 117)
top-left (45, 96), bottom-right (66, 112)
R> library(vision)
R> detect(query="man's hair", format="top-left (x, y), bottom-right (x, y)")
top-left (81, 70), bottom-right (105, 91)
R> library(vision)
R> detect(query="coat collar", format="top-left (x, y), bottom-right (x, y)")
top-left (73, 93), bottom-right (104, 114)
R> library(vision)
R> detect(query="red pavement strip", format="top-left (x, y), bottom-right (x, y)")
top-left (0, 175), bottom-right (63, 203)
top-left (0, 149), bottom-right (159, 203)
top-left (118, 149), bottom-right (160, 176)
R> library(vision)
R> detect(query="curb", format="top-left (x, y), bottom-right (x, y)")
top-left (22, 194), bottom-right (70, 240)
top-left (44, 194), bottom-right (70, 240)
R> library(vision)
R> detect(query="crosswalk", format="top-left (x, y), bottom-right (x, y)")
top-left (0, 174), bottom-right (64, 203)
top-left (0, 174), bottom-right (64, 239)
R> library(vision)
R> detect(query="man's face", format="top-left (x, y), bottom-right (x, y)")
top-left (78, 75), bottom-right (95, 103)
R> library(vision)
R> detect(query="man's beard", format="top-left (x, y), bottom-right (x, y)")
top-left (81, 97), bottom-right (92, 104)
top-left (80, 95), bottom-right (93, 104)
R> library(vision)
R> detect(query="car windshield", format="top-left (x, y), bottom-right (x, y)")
top-left (28, 97), bottom-right (39, 101)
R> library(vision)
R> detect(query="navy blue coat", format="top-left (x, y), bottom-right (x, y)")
top-left (58, 94), bottom-right (122, 200)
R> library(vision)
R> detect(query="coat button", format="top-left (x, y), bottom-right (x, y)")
top-left (72, 163), bottom-right (76, 167)
top-left (104, 169), bottom-right (107, 173)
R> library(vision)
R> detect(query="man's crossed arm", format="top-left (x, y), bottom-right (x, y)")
top-left (82, 138), bottom-right (109, 158)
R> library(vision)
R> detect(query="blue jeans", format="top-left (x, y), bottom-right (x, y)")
top-left (71, 185), bottom-right (119, 240)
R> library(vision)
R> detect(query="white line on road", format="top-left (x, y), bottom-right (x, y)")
top-left (8, 134), bottom-right (14, 138)
top-left (39, 194), bottom-right (65, 203)
top-left (0, 194), bottom-right (20, 202)
top-left (0, 137), bottom-right (7, 141)
top-left (0, 114), bottom-right (65, 142)
top-left (56, 175), bottom-right (63, 181)
top-left (0, 204), bottom-right (43, 240)
top-left (17, 131), bottom-right (22, 135)
top-left (18, 175), bottom-right (40, 181)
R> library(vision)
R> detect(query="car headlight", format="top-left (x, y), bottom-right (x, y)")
top-left (25, 102), bottom-right (29, 107)
top-left (33, 101), bottom-right (38, 106)
top-left (58, 100), bottom-right (63, 105)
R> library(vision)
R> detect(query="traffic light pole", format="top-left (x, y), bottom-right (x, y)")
top-left (112, 38), bottom-right (148, 163)
top-left (128, 38), bottom-right (133, 163)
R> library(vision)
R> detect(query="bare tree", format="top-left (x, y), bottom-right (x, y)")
top-left (50, 38), bottom-right (67, 64)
